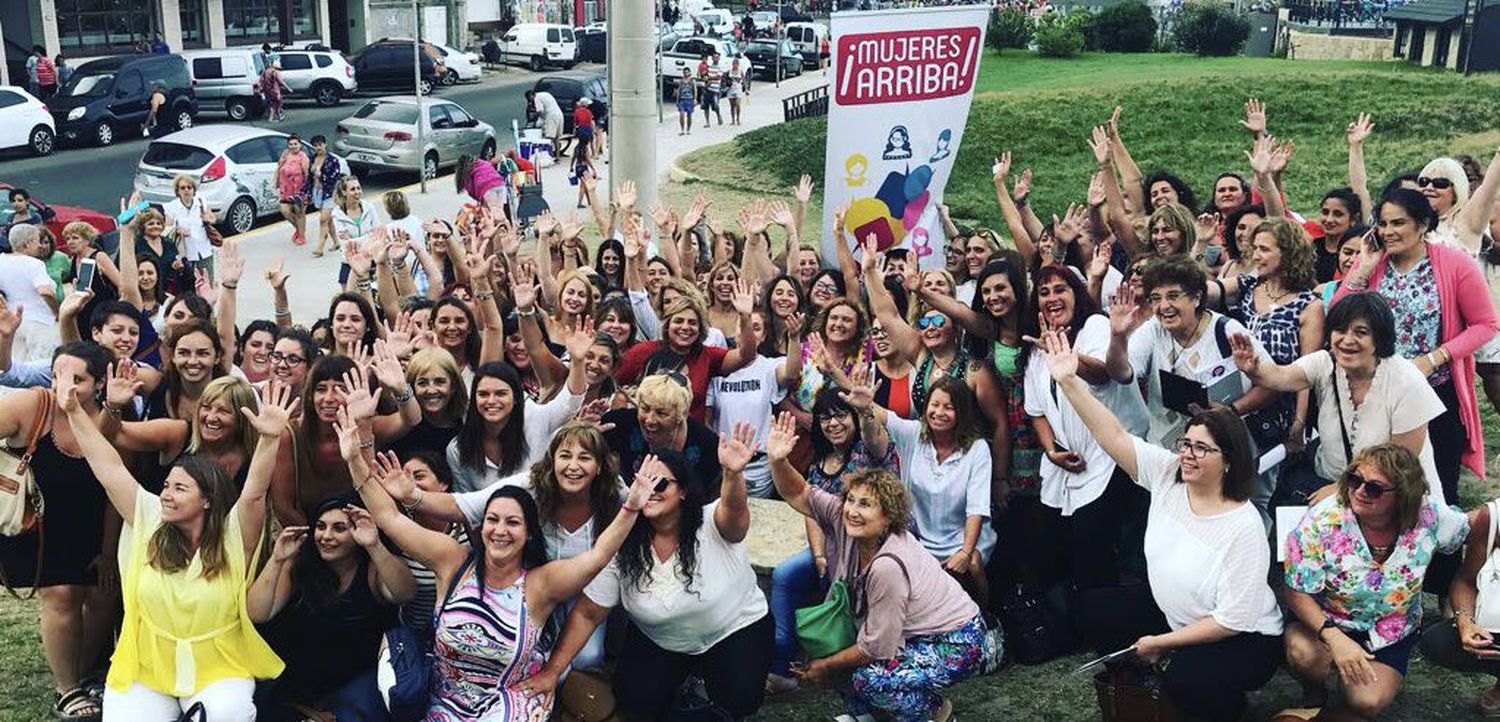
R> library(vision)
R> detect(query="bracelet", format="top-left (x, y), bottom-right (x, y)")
top-left (516, 306), bottom-right (539, 318)
top-left (103, 404), bottom-right (122, 418)
top-left (222, 282), bottom-right (238, 290)
top-left (401, 487), bottom-right (425, 516)
top-left (358, 438), bottom-right (375, 450)
top-left (622, 503), bottom-right (641, 513)
top-left (391, 385), bottom-right (414, 404)
top-left (474, 291), bottom-right (495, 301)
top-left (274, 307), bottom-right (291, 317)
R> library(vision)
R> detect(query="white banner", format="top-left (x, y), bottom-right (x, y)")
top-left (819, 6), bottom-right (989, 271)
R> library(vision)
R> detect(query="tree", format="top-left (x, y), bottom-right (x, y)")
top-left (989, 7), bottom-right (1036, 53)
top-left (1172, 1), bottom-right (1250, 57)
top-left (1086, 0), bottom-right (1158, 53)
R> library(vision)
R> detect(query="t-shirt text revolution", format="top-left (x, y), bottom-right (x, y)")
top-left (835, 27), bottom-right (982, 106)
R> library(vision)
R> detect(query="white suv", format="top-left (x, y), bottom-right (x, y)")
top-left (274, 49), bottom-right (357, 106)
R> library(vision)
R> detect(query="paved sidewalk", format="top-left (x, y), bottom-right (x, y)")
top-left (231, 69), bottom-right (830, 323)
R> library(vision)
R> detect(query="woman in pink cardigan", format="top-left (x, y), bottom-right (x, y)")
top-left (1336, 186), bottom-right (1498, 597)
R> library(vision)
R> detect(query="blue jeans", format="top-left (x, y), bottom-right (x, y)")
top-left (770, 548), bottom-right (822, 676)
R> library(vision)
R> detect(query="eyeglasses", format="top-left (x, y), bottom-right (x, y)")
top-left (651, 369), bottom-right (690, 390)
top-left (269, 351), bottom-right (307, 367)
top-left (427, 232), bottom-right (452, 240)
top-left (868, 326), bottom-right (888, 338)
top-left (916, 315), bottom-right (947, 330)
top-left (815, 410), bottom-right (852, 423)
top-left (1174, 438), bottom-right (1221, 459)
top-left (1147, 291), bottom-right (1192, 306)
top-left (1344, 472), bottom-right (1397, 499)
top-left (1417, 176), bottom-right (1454, 190)
top-left (812, 281), bottom-right (839, 293)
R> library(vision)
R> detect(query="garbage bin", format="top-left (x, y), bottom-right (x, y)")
top-left (1245, 10), bottom-right (1278, 57)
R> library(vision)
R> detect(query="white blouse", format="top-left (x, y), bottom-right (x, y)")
top-left (885, 415), bottom-right (996, 561)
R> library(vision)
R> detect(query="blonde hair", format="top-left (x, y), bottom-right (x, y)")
top-left (635, 373), bottom-right (692, 419)
top-left (189, 377), bottom-right (259, 457)
top-left (1337, 443), bottom-right (1430, 533)
top-left (405, 347), bottom-right (468, 421)
top-left (661, 294), bottom-right (709, 348)
top-left (1420, 157), bottom-right (1472, 220)
top-left (383, 190), bottom-right (410, 220)
top-left (134, 207), bottom-right (166, 234)
top-left (555, 268), bottom-right (597, 321)
top-left (173, 174), bottom-right (198, 194)
top-left (62, 220), bottom-right (99, 245)
top-left (1148, 203), bottom-right (1197, 255)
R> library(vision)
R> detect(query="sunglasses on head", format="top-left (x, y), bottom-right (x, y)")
top-left (1344, 471), bottom-right (1397, 499)
top-left (916, 315), bottom-right (947, 330)
top-left (1417, 176), bottom-right (1454, 190)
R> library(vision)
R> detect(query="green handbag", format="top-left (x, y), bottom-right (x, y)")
top-left (795, 578), bottom-right (858, 659)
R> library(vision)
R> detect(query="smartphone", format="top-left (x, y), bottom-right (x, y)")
top-left (74, 258), bottom-right (97, 295)
top-left (1364, 227), bottom-right (1383, 252)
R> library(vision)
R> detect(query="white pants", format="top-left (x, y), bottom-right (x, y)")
top-left (103, 679), bottom-right (257, 722)
top-left (14, 320), bottom-right (59, 364)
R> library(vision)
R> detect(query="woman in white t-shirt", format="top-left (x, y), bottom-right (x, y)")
top-left (1036, 328), bottom-right (1283, 720)
top-left (1229, 291), bottom-right (1450, 506)
top-left (162, 175), bottom-right (216, 283)
top-left (525, 436), bottom-right (772, 721)
top-left (1023, 264), bottom-right (1150, 591)
top-left (707, 309), bottom-right (801, 497)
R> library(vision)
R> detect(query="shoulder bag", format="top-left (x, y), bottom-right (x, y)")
top-left (1093, 663), bottom-right (1183, 722)
top-left (1473, 500), bottom-right (1500, 631)
top-left (379, 551), bottom-right (478, 722)
top-left (794, 577), bottom-right (857, 659)
top-left (0, 389), bottom-right (53, 599)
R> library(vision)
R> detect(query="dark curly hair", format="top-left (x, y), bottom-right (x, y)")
top-left (617, 450), bottom-right (704, 596)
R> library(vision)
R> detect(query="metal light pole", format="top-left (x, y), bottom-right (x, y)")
top-left (608, 0), bottom-right (657, 213)
top-left (775, 22), bottom-right (782, 88)
top-left (414, 0), bottom-right (427, 192)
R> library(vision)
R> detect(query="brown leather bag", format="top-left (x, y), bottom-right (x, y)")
top-left (1093, 666), bottom-right (1182, 722)
top-left (0, 389), bottom-right (52, 599)
top-left (554, 669), bottom-right (622, 722)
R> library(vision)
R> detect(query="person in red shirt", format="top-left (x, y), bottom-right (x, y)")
top-left (573, 98), bottom-right (596, 158)
top-left (614, 284), bottom-right (757, 421)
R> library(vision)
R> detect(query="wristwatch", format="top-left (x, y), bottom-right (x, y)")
top-left (1318, 618), bottom-right (1340, 636)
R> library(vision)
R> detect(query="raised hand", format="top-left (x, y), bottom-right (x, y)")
top-left (768, 200), bottom-right (795, 229)
top-left (1268, 138), bottom-right (1294, 175)
top-left (1227, 332), bottom-right (1261, 376)
top-left (105, 361), bottom-right (144, 408)
top-left (1195, 213), bottom-right (1222, 246)
top-left (0, 301), bottom-right (22, 339)
top-left (271, 526), bottom-right (309, 562)
top-left (1088, 239), bottom-right (1115, 281)
top-left (511, 262), bottom-right (540, 310)
top-left (334, 407), bottom-right (362, 462)
top-left (616, 180), bottom-right (638, 210)
top-left (575, 397), bottom-right (611, 428)
top-left (265, 257), bottom-right (290, 289)
top-left (1013, 168), bottom-right (1033, 203)
top-left (344, 506), bottom-right (381, 548)
top-left (1088, 126), bottom-right (1111, 166)
top-left (730, 277), bottom-right (756, 316)
top-left (1346, 112), bottom-right (1374, 145)
top-left (58, 289), bottom-right (93, 323)
top-left (859, 233), bottom-right (879, 274)
top-left (1054, 203), bottom-right (1084, 244)
top-left (764, 411), bottom-right (799, 463)
top-left (629, 454), bottom-right (667, 508)
top-left (371, 450), bottom-right (418, 503)
top-left (369, 339), bottom-right (407, 392)
top-left (992, 152), bottom-right (1011, 188)
top-left (794, 174), bottom-right (814, 204)
top-left (340, 366), bottom-right (380, 421)
top-left (649, 199), bottom-right (674, 231)
top-left (383, 314), bottom-right (416, 361)
top-left (1107, 105), bottom-right (1123, 139)
top-left (557, 214), bottom-right (585, 242)
top-left (1033, 328), bottom-right (1079, 382)
top-left (1246, 135), bottom-right (1274, 176)
top-left (533, 211), bottom-right (559, 237)
top-left (1087, 171), bottom-right (1108, 208)
top-left (218, 239), bottom-right (245, 287)
top-left (1239, 98), bottom-right (1267, 136)
top-left (838, 362), bottom-right (876, 410)
top-left (194, 268), bottom-right (219, 306)
top-left (1108, 284), bottom-right (1147, 337)
top-left (718, 422), bottom-right (761, 474)
top-left (564, 315), bottom-right (597, 361)
top-left (244, 379), bottom-right (299, 436)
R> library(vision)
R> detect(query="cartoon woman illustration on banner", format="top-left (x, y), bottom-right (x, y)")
top-left (882, 125), bottom-right (912, 160)
top-left (930, 129), bottom-right (952, 162)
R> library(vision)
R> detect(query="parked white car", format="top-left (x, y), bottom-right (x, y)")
top-left (134, 125), bottom-right (338, 235)
top-left (275, 48), bottom-right (358, 106)
top-left (495, 23), bottom-right (578, 71)
top-left (0, 86), bottom-right (55, 156)
top-left (334, 96), bottom-right (496, 179)
top-left (434, 43), bottom-right (482, 84)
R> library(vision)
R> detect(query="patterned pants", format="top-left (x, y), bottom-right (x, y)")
top-left (842, 614), bottom-right (985, 722)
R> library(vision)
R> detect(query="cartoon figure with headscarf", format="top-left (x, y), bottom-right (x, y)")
top-left (845, 153), bottom-right (868, 187)
top-left (882, 125), bottom-right (912, 160)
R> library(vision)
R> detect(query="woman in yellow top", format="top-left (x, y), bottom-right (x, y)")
top-left (60, 369), bottom-right (297, 721)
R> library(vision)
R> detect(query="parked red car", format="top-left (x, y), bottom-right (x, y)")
top-left (0, 182), bottom-right (117, 250)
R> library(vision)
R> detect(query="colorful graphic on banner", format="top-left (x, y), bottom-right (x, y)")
top-left (820, 7), bottom-right (988, 270)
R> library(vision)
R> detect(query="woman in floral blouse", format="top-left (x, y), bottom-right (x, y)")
top-left (1279, 444), bottom-right (1469, 721)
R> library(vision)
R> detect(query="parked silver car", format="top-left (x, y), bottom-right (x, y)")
top-left (134, 125), bottom-right (341, 235)
top-left (333, 96), bottom-right (495, 179)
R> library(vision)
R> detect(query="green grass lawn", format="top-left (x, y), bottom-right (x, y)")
top-left (5, 50), bottom-right (1500, 721)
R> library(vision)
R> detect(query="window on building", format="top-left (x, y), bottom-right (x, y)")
top-left (223, 0), bottom-right (320, 44)
top-left (55, 0), bottom-right (158, 52)
top-left (180, 0), bottom-right (206, 47)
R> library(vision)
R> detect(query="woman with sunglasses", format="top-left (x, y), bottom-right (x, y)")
top-left (1416, 152), bottom-right (1500, 255)
top-left (1277, 444), bottom-right (1469, 722)
top-left (1229, 293), bottom-right (1450, 507)
top-left (1033, 328), bottom-right (1283, 721)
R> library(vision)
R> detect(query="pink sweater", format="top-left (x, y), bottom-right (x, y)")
top-left (1334, 241), bottom-right (1498, 478)
top-left (463, 160), bottom-right (505, 203)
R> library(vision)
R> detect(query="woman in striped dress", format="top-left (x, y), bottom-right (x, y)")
top-left (335, 409), bottom-right (658, 720)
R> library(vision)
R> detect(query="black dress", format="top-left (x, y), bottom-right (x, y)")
top-left (0, 433), bottom-right (108, 588)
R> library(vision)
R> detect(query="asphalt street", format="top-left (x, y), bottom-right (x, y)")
top-left (0, 64), bottom-right (603, 218)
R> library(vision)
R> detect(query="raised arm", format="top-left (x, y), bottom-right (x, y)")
top-left (265, 259), bottom-right (294, 329)
top-left (345, 504), bottom-right (416, 604)
top-left (1247, 136), bottom-right (1287, 220)
top-left (1089, 126), bottom-right (1145, 257)
top-left (59, 371), bottom-right (140, 521)
top-left (1104, 285), bottom-right (1148, 384)
top-left (1458, 150), bottom-right (1500, 245)
top-left (840, 362), bottom-right (889, 459)
top-left (532, 212), bottom-right (562, 310)
top-left (116, 221), bottom-right (143, 310)
top-left (713, 422), bottom-right (757, 543)
top-left (914, 275), bottom-right (988, 339)
top-left (347, 430), bottom-right (467, 575)
top-left (832, 204), bottom-right (860, 300)
top-left (533, 458), bottom-right (654, 608)
top-left (465, 234), bottom-right (507, 366)
top-left (1108, 108), bottom-right (1147, 221)
top-left (860, 239), bottom-right (920, 362)
top-left (764, 411), bottom-right (814, 516)
top-left (1346, 113), bottom-right (1375, 226)
top-left (247, 525), bottom-right (306, 622)
top-left (362, 340), bottom-right (421, 442)
top-left (1228, 332), bottom-right (1310, 393)
top-left (717, 278), bottom-right (758, 376)
top-left (236, 379), bottom-right (298, 557)
top-left (793, 174), bottom-right (813, 239)
top-left (215, 240), bottom-right (244, 370)
top-left (510, 261), bottom-right (565, 392)
top-left (992, 153), bottom-right (1037, 267)
top-left (1032, 329), bottom-right (1140, 479)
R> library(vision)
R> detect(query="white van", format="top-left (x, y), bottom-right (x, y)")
top-left (496, 23), bottom-right (578, 71)
top-left (180, 48), bottom-right (266, 121)
top-left (784, 22), bottom-right (828, 66)
top-left (696, 8), bottom-right (735, 37)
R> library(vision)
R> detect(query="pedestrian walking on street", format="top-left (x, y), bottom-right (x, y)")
top-left (260, 59), bottom-right (290, 122)
top-left (677, 68), bottom-right (696, 135)
top-left (276, 134), bottom-right (311, 246)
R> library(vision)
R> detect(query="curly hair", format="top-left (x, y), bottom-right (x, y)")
top-left (841, 469), bottom-right (912, 538)
top-left (527, 422), bottom-right (621, 543)
top-left (1250, 217), bottom-right (1317, 292)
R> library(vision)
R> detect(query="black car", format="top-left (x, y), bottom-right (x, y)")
top-left (577, 27), bottom-right (607, 63)
top-left (347, 40), bottom-right (445, 95)
top-left (742, 39), bottom-right (804, 80)
top-left (534, 74), bottom-right (608, 133)
top-left (48, 53), bottom-right (199, 147)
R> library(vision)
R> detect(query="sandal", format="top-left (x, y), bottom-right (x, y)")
top-left (310, 249), bottom-right (324, 258)
top-left (55, 687), bottom-right (102, 720)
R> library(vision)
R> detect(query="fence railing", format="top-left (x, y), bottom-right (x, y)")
top-left (783, 84), bottom-right (830, 122)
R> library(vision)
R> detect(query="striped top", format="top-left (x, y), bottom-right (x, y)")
top-left (398, 524), bottom-right (469, 644)
top-left (426, 566), bottom-right (549, 721)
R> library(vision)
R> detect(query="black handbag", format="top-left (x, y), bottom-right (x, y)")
top-left (996, 582), bottom-right (1076, 665)
top-left (177, 701), bottom-right (207, 722)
